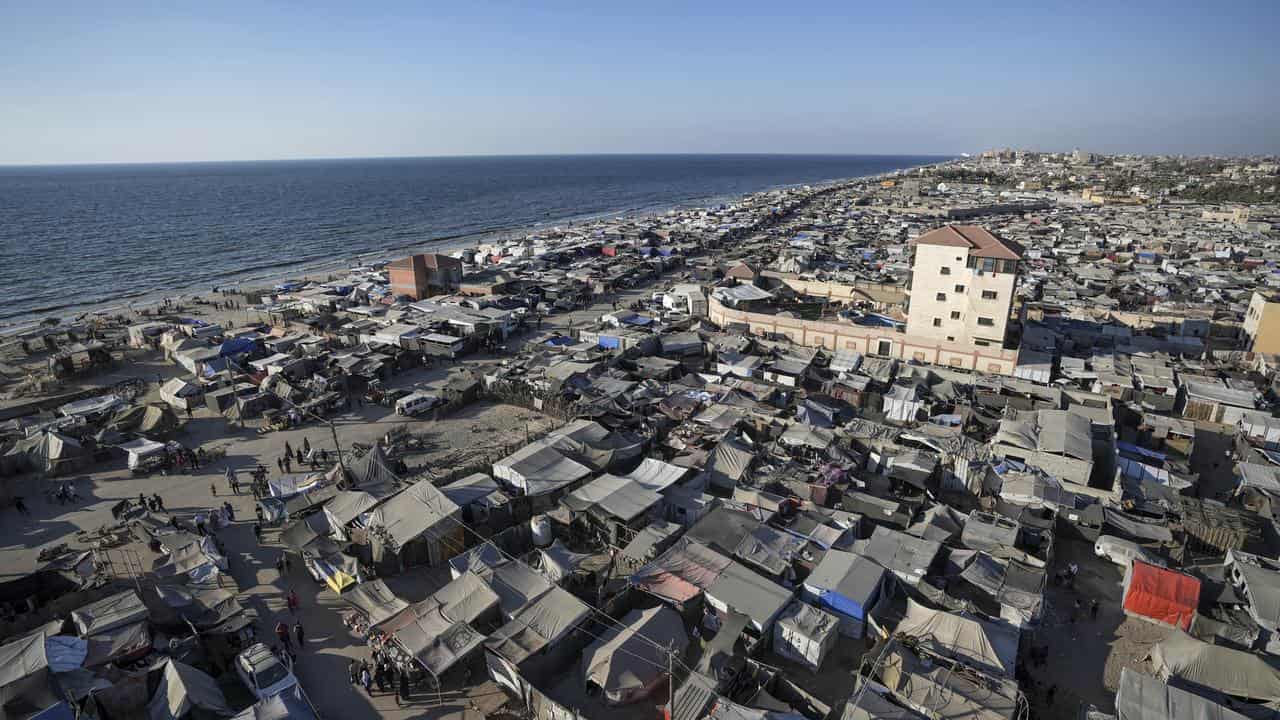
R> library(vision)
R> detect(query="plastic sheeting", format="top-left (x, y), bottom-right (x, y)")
top-left (485, 587), bottom-right (590, 665)
top-left (342, 579), bottom-right (409, 626)
top-left (1115, 667), bottom-right (1248, 720)
top-left (1123, 561), bottom-right (1200, 631)
top-left (366, 478), bottom-right (460, 549)
top-left (148, 659), bottom-right (232, 720)
top-left (895, 599), bottom-right (1019, 677)
top-left (704, 561), bottom-right (793, 633)
top-left (71, 590), bottom-right (148, 637)
top-left (804, 550), bottom-right (884, 624)
top-left (582, 606), bottom-right (687, 702)
top-left (1150, 630), bottom-right (1280, 702)
top-left (630, 538), bottom-right (732, 605)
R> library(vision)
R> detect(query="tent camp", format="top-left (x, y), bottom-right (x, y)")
top-left (1149, 630), bottom-right (1280, 702)
top-left (485, 587), bottom-right (591, 666)
top-left (0, 630), bottom-right (61, 720)
top-left (341, 579), bottom-right (409, 627)
top-left (492, 440), bottom-right (592, 497)
top-left (894, 599), bottom-right (1019, 678)
top-left (704, 561), bottom-right (793, 634)
top-left (71, 590), bottom-right (148, 637)
top-left (108, 404), bottom-right (181, 436)
top-left (802, 550), bottom-right (886, 638)
top-left (1115, 667), bottom-right (1249, 720)
top-left (842, 688), bottom-right (927, 720)
top-left (4, 432), bottom-right (88, 476)
top-left (773, 601), bottom-right (839, 671)
top-left (364, 478), bottom-right (462, 567)
top-left (343, 443), bottom-right (399, 490)
top-left (1123, 561), bottom-right (1200, 631)
top-left (631, 538), bottom-right (733, 608)
top-left (117, 438), bottom-right (169, 470)
top-left (861, 527), bottom-right (942, 587)
top-left (147, 659), bottom-right (233, 720)
top-left (159, 379), bottom-right (203, 411)
top-left (582, 606), bottom-right (688, 705)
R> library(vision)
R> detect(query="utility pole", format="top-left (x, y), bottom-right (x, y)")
top-left (668, 640), bottom-right (675, 716)
top-left (329, 417), bottom-right (348, 479)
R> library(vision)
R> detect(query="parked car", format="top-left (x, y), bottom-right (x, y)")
top-left (395, 391), bottom-right (443, 417)
top-left (235, 643), bottom-right (298, 701)
top-left (1094, 535), bottom-right (1166, 568)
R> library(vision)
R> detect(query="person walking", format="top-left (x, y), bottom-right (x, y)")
top-left (227, 468), bottom-right (238, 495)
top-left (349, 659), bottom-right (360, 686)
top-left (287, 589), bottom-right (300, 614)
top-left (253, 522), bottom-right (263, 544)
top-left (13, 496), bottom-right (29, 516)
top-left (398, 666), bottom-right (410, 705)
top-left (276, 457), bottom-right (284, 473)
top-left (360, 665), bottom-right (373, 696)
top-left (153, 494), bottom-right (164, 512)
top-left (223, 501), bottom-right (235, 522)
top-left (303, 437), bottom-right (311, 456)
top-left (210, 482), bottom-right (217, 497)
top-left (1090, 599), bottom-right (1099, 621)
top-left (275, 620), bottom-right (292, 650)
top-left (293, 621), bottom-right (305, 649)
top-left (284, 441), bottom-right (293, 459)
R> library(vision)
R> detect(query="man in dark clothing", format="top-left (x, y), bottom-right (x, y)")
top-left (294, 621), bottom-right (305, 649)
top-left (275, 620), bottom-right (292, 650)
top-left (253, 523), bottom-right (263, 543)
top-left (1090, 599), bottom-right (1099, 621)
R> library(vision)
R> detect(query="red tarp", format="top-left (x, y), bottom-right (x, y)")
top-left (1123, 560), bottom-right (1200, 630)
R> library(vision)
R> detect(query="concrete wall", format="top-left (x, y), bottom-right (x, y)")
top-left (1244, 292), bottom-right (1280, 355)
top-left (709, 296), bottom-right (1019, 375)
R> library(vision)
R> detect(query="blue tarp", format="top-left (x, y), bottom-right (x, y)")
top-left (218, 337), bottom-right (256, 357)
top-left (1117, 441), bottom-right (1167, 463)
top-left (855, 314), bottom-right (902, 328)
top-left (202, 356), bottom-right (232, 377)
top-left (819, 588), bottom-right (866, 620)
top-left (598, 336), bottom-right (621, 350)
top-left (618, 313), bottom-right (654, 327)
top-left (544, 336), bottom-right (576, 347)
top-left (31, 703), bottom-right (74, 720)
top-left (276, 281), bottom-right (306, 292)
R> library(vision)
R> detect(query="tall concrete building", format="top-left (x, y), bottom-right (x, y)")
top-left (905, 225), bottom-right (1022, 349)
top-left (388, 253), bottom-right (463, 300)
top-left (1244, 291), bottom-right (1280, 354)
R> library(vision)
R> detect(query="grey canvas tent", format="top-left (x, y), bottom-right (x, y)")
top-left (704, 560), bottom-right (793, 633)
top-left (71, 590), bottom-right (148, 637)
top-left (861, 527), bottom-right (942, 587)
top-left (582, 606), bottom-right (688, 705)
top-left (842, 688), bottom-right (927, 720)
top-left (0, 630), bottom-right (60, 720)
top-left (344, 443), bottom-right (399, 490)
top-left (365, 478), bottom-right (461, 564)
top-left (4, 431), bottom-right (88, 476)
top-left (1149, 630), bottom-right (1280, 702)
top-left (803, 550), bottom-right (886, 638)
top-left (894, 599), bottom-right (1019, 678)
top-left (485, 586), bottom-right (590, 665)
top-left (1116, 667), bottom-right (1249, 720)
top-left (147, 659), bottom-right (232, 720)
top-left (342, 579), bottom-right (409, 627)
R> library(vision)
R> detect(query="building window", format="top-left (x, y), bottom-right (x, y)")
top-left (951, 311), bottom-right (961, 319)
top-left (977, 317), bottom-right (995, 327)
top-left (933, 318), bottom-right (942, 327)
top-left (947, 336), bottom-right (956, 341)
top-left (975, 339), bottom-right (991, 346)
top-left (954, 284), bottom-right (965, 293)
top-left (982, 290), bottom-right (998, 300)
top-left (940, 267), bottom-right (951, 275)
top-left (935, 293), bottom-right (946, 301)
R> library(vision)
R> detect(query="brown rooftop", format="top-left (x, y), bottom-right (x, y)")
top-left (916, 225), bottom-right (1023, 260)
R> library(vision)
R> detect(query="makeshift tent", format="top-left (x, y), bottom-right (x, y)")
top-left (485, 561), bottom-right (555, 619)
top-left (538, 541), bottom-right (595, 583)
top-left (704, 561), bottom-right (793, 633)
top-left (773, 601), bottom-right (839, 671)
top-left (894, 598), bottom-right (1019, 677)
top-left (343, 443), bottom-right (399, 490)
top-left (485, 587), bottom-right (591, 665)
top-left (365, 478), bottom-right (461, 564)
top-left (877, 648), bottom-right (1021, 720)
top-left (841, 688), bottom-right (927, 720)
top-left (83, 621), bottom-right (151, 667)
top-left (802, 549), bottom-right (885, 638)
top-left (705, 436), bottom-right (754, 492)
top-left (147, 659), bottom-right (233, 720)
top-left (4, 431), bottom-right (88, 476)
top-left (324, 490), bottom-right (388, 529)
top-left (564, 474), bottom-right (661, 524)
top-left (582, 606), bottom-right (688, 705)
top-left (390, 604), bottom-right (485, 678)
top-left (1115, 667), bottom-right (1249, 720)
top-left (492, 440), bottom-right (592, 496)
top-left (1149, 630), bottom-right (1280, 702)
top-left (958, 553), bottom-right (1046, 626)
top-left (1122, 561), bottom-right (1200, 631)
top-left (159, 379), bottom-right (202, 411)
top-left (624, 458), bottom-right (689, 493)
top-left (118, 437), bottom-right (169, 470)
top-left (137, 404), bottom-right (181, 435)
top-left (71, 590), bottom-right (148, 637)
top-left (342, 579), bottom-right (409, 627)
top-left (697, 611), bottom-right (750, 685)
top-left (631, 538), bottom-right (733, 606)
top-left (861, 527), bottom-right (942, 586)
top-left (0, 630), bottom-right (60, 720)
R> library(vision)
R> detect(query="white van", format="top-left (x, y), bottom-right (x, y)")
top-left (1094, 535), bottom-right (1165, 568)
top-left (395, 391), bottom-right (441, 417)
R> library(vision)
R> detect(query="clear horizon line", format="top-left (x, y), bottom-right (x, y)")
top-left (0, 150), bottom-right (959, 169)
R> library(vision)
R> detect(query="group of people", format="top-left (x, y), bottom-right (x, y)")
top-left (348, 652), bottom-right (412, 704)
top-left (273, 618), bottom-right (305, 660)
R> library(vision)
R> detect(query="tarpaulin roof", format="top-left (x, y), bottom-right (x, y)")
top-left (366, 478), bottom-right (460, 549)
top-left (733, 525), bottom-right (804, 579)
top-left (84, 621), bottom-right (150, 667)
top-left (1116, 667), bottom-right (1249, 720)
top-left (342, 579), bottom-right (409, 627)
top-left (148, 659), bottom-right (233, 720)
top-left (1123, 561), bottom-right (1200, 631)
top-left (631, 538), bottom-right (733, 604)
top-left (441, 473), bottom-right (501, 507)
top-left (564, 474), bottom-right (661, 522)
top-left (895, 599), bottom-right (1019, 677)
top-left (431, 571), bottom-right (500, 624)
top-left (706, 436), bottom-right (754, 489)
top-left (878, 648), bottom-right (1021, 720)
top-left (705, 561), bottom-right (793, 633)
top-left (624, 458), bottom-right (689, 493)
top-left (344, 443), bottom-right (399, 490)
top-left (842, 688), bottom-right (927, 720)
top-left (493, 440), bottom-right (592, 496)
top-left (960, 512), bottom-right (1020, 556)
top-left (958, 553), bottom-right (1045, 623)
top-left (582, 606), bottom-right (687, 696)
top-left (71, 590), bottom-right (148, 637)
top-left (1228, 550), bottom-right (1280, 631)
top-left (391, 604), bottom-right (484, 677)
top-left (0, 629), bottom-right (49, 691)
top-left (487, 561), bottom-right (555, 618)
top-left (1104, 507), bottom-right (1175, 544)
top-left (485, 586), bottom-right (590, 665)
top-left (1150, 630), bottom-right (1280, 702)
top-left (325, 490), bottom-right (387, 527)
top-left (697, 611), bottom-right (750, 684)
top-left (996, 409), bottom-right (1093, 461)
top-left (538, 541), bottom-right (595, 583)
top-left (862, 526), bottom-right (942, 586)
top-left (804, 550), bottom-right (884, 622)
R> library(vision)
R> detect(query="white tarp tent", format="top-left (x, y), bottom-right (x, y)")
top-left (773, 601), bottom-right (838, 671)
top-left (894, 598), bottom-right (1019, 677)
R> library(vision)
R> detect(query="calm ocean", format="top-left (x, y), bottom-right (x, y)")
top-left (0, 154), bottom-right (944, 326)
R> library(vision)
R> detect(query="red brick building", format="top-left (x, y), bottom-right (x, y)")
top-left (388, 253), bottom-right (463, 300)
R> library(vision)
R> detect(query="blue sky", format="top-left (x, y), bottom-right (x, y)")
top-left (1, 0), bottom-right (1277, 163)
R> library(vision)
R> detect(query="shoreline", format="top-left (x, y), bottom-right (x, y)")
top-left (0, 159), bottom-right (943, 336)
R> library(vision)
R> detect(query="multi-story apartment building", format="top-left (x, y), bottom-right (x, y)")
top-left (905, 225), bottom-right (1022, 349)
